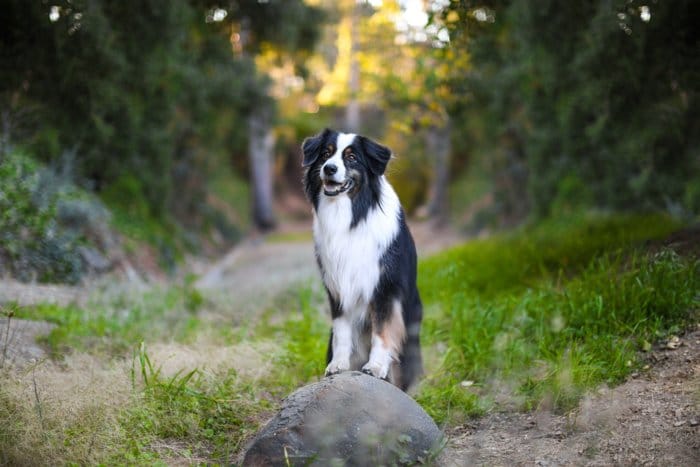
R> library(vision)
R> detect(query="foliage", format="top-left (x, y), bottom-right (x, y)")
top-left (0, 0), bottom-right (323, 252)
top-left (417, 214), bottom-right (699, 422)
top-left (440, 0), bottom-right (700, 219)
top-left (0, 150), bottom-right (110, 283)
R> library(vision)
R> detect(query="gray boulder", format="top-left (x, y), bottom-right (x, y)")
top-left (243, 371), bottom-right (443, 466)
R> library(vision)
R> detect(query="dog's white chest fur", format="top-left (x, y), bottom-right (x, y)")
top-left (313, 176), bottom-right (401, 311)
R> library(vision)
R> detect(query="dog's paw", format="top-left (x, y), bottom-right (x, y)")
top-left (325, 359), bottom-right (350, 377)
top-left (361, 361), bottom-right (390, 380)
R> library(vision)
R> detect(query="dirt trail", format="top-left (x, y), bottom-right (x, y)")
top-left (196, 237), bottom-right (317, 299)
top-left (0, 280), bottom-right (81, 307)
top-left (193, 220), bottom-right (463, 291)
top-left (190, 220), bottom-right (464, 324)
top-left (441, 327), bottom-right (700, 466)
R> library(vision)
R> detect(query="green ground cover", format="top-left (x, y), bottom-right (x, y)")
top-left (416, 214), bottom-right (698, 422)
top-left (1, 213), bottom-right (697, 464)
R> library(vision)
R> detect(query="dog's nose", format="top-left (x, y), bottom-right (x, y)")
top-left (323, 164), bottom-right (337, 176)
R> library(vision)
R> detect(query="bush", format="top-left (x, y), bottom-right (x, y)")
top-left (0, 150), bottom-right (108, 283)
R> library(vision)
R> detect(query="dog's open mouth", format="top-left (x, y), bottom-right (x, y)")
top-left (323, 179), bottom-right (354, 196)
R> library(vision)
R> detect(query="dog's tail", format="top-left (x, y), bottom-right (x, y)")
top-left (398, 301), bottom-right (423, 391)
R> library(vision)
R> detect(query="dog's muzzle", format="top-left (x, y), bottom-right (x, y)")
top-left (322, 178), bottom-right (354, 196)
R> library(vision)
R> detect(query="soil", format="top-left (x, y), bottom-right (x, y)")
top-left (1, 221), bottom-right (698, 465)
top-left (440, 327), bottom-right (700, 466)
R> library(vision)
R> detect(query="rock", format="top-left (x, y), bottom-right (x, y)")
top-left (243, 371), bottom-right (443, 466)
top-left (78, 246), bottom-right (112, 272)
top-left (0, 318), bottom-right (56, 367)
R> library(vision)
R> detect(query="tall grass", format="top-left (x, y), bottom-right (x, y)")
top-left (417, 214), bottom-right (698, 423)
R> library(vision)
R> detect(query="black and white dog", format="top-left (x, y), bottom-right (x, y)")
top-left (302, 128), bottom-right (423, 391)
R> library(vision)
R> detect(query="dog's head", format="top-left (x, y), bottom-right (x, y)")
top-left (301, 129), bottom-right (391, 203)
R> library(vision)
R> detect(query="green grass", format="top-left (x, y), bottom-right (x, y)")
top-left (1, 281), bottom-right (330, 464)
top-left (116, 343), bottom-right (274, 464)
top-left (113, 286), bottom-right (331, 464)
top-left (416, 213), bottom-right (699, 423)
top-left (13, 281), bottom-right (203, 356)
top-left (2, 212), bottom-right (697, 464)
top-left (267, 285), bottom-right (329, 388)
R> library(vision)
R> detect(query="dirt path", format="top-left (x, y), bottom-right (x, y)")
top-left (193, 220), bottom-right (464, 291)
top-left (190, 220), bottom-right (464, 325)
top-left (441, 327), bottom-right (700, 466)
top-left (0, 280), bottom-right (82, 307)
top-left (195, 237), bottom-right (317, 301)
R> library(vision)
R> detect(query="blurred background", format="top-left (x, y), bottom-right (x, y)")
top-left (2, 3), bottom-right (700, 464)
top-left (1, 0), bottom-right (698, 283)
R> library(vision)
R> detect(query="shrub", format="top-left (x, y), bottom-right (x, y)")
top-left (0, 150), bottom-right (109, 283)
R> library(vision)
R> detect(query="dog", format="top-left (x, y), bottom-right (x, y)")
top-left (301, 128), bottom-right (423, 391)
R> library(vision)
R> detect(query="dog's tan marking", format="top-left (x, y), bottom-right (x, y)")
top-left (363, 301), bottom-right (407, 381)
top-left (377, 300), bottom-right (406, 360)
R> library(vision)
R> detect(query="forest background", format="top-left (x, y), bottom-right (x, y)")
top-left (2, 0), bottom-right (697, 283)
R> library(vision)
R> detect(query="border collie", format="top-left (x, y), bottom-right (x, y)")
top-left (301, 128), bottom-right (422, 391)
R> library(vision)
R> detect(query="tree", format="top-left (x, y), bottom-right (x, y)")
top-left (310, 1), bottom-right (455, 218)
top-left (439, 0), bottom-right (700, 220)
top-left (0, 0), bottom-right (323, 232)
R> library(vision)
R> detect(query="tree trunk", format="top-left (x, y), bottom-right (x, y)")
top-left (345, 3), bottom-right (360, 133)
top-left (424, 120), bottom-right (452, 225)
top-left (248, 107), bottom-right (276, 231)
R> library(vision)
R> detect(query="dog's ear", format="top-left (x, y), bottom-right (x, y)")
top-left (359, 136), bottom-right (392, 175)
top-left (301, 128), bottom-right (331, 167)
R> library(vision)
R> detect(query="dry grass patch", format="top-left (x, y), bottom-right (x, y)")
top-left (147, 339), bottom-right (279, 381)
top-left (0, 353), bottom-right (132, 465)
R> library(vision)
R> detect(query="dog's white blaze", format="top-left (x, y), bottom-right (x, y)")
top-left (321, 132), bottom-right (355, 183)
top-left (314, 176), bottom-right (401, 312)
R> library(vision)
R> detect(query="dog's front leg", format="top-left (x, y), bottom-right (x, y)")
top-left (362, 299), bottom-right (406, 381)
top-left (325, 315), bottom-right (353, 376)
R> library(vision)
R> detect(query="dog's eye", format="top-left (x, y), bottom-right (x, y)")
top-left (321, 150), bottom-right (331, 159)
top-left (344, 153), bottom-right (356, 163)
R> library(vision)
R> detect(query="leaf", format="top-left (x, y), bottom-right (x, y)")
top-left (666, 336), bottom-right (681, 350)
